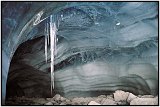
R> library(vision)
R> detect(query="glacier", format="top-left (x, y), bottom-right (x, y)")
top-left (2, 2), bottom-right (158, 104)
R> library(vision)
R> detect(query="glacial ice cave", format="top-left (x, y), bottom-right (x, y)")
top-left (2, 2), bottom-right (158, 105)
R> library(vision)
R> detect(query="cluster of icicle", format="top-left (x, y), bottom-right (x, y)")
top-left (45, 15), bottom-right (57, 96)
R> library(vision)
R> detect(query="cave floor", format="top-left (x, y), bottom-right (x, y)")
top-left (5, 90), bottom-right (158, 105)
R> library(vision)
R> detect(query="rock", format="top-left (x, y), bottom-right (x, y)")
top-left (53, 102), bottom-right (60, 105)
top-left (98, 95), bottom-right (107, 98)
top-left (60, 102), bottom-right (67, 105)
top-left (71, 101), bottom-right (79, 105)
top-left (127, 93), bottom-right (137, 103)
top-left (88, 101), bottom-right (101, 105)
top-left (53, 94), bottom-right (61, 101)
top-left (72, 97), bottom-right (86, 105)
top-left (65, 99), bottom-right (72, 105)
top-left (116, 101), bottom-right (128, 105)
top-left (94, 97), bottom-right (102, 103)
top-left (71, 98), bottom-right (81, 105)
top-left (140, 95), bottom-right (154, 98)
top-left (113, 90), bottom-right (129, 102)
top-left (83, 97), bottom-right (94, 104)
top-left (46, 98), bottom-right (52, 101)
top-left (101, 99), bottom-right (116, 105)
top-left (60, 97), bottom-right (67, 102)
top-left (50, 100), bottom-right (57, 105)
top-left (107, 95), bottom-right (114, 100)
top-left (155, 96), bottom-right (158, 99)
top-left (44, 102), bottom-right (53, 105)
top-left (130, 98), bottom-right (158, 105)
top-left (85, 97), bottom-right (94, 102)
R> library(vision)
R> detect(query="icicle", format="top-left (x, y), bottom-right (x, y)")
top-left (45, 22), bottom-right (48, 63)
top-left (49, 15), bottom-right (57, 96)
top-left (47, 22), bottom-right (50, 46)
top-left (45, 34), bottom-right (48, 63)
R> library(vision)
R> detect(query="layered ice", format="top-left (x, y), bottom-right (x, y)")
top-left (2, 2), bottom-right (158, 103)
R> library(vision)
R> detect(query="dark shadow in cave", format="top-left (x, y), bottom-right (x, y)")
top-left (6, 36), bottom-right (54, 100)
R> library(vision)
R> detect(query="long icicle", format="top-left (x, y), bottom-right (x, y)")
top-left (45, 22), bottom-right (48, 63)
top-left (50, 15), bottom-right (57, 96)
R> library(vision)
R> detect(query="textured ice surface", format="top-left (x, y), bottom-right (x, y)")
top-left (2, 2), bottom-right (158, 103)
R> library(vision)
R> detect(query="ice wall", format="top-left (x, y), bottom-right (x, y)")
top-left (7, 36), bottom-right (158, 98)
top-left (2, 2), bottom-right (158, 104)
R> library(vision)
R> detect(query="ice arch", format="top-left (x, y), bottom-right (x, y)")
top-left (2, 2), bottom-right (158, 104)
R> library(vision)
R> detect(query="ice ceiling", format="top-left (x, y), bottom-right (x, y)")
top-left (2, 2), bottom-right (158, 104)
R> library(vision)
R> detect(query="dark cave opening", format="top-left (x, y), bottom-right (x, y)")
top-left (6, 36), bottom-right (53, 99)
